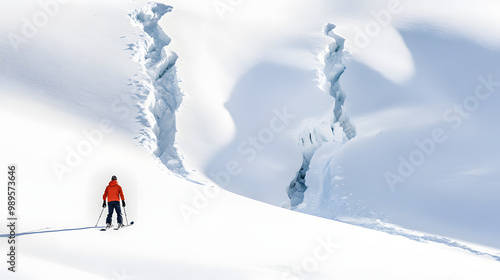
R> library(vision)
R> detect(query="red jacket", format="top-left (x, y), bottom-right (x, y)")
top-left (103, 180), bottom-right (125, 202)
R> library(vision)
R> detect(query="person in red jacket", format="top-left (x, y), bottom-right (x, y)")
top-left (102, 175), bottom-right (126, 229)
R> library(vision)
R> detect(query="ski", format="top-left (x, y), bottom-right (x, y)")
top-left (114, 221), bottom-right (134, 230)
top-left (100, 225), bottom-right (114, 231)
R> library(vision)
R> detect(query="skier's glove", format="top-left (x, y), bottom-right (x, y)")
top-left (122, 201), bottom-right (126, 207)
top-left (102, 201), bottom-right (106, 208)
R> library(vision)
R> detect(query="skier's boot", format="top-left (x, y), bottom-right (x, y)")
top-left (117, 223), bottom-right (124, 229)
top-left (106, 223), bottom-right (112, 230)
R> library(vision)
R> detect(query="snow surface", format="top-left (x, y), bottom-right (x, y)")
top-left (1, 0), bottom-right (500, 278)
top-left (161, 0), bottom-right (500, 249)
top-left (1, 93), bottom-right (500, 279)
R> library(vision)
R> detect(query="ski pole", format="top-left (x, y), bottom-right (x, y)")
top-left (123, 205), bottom-right (129, 226)
top-left (95, 207), bottom-right (105, 227)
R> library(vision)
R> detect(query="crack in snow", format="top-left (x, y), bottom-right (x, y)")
top-left (287, 24), bottom-right (356, 209)
top-left (129, 3), bottom-right (187, 175)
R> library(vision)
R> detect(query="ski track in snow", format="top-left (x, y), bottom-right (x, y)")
top-left (0, 227), bottom-right (103, 237)
top-left (287, 24), bottom-right (356, 208)
top-left (128, 2), bottom-right (187, 175)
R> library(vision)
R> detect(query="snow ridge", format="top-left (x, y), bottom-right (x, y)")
top-left (287, 24), bottom-right (356, 208)
top-left (129, 3), bottom-right (186, 175)
top-left (339, 218), bottom-right (500, 262)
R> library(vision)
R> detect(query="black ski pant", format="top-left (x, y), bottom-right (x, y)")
top-left (106, 201), bottom-right (123, 225)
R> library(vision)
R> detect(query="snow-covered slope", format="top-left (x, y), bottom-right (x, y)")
top-left (154, 0), bottom-right (500, 250)
top-left (159, 0), bottom-right (500, 249)
top-left (1, 0), bottom-right (500, 278)
top-left (1, 93), bottom-right (500, 279)
top-left (300, 26), bottom-right (500, 248)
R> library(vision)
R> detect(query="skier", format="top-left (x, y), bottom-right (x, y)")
top-left (102, 175), bottom-right (126, 229)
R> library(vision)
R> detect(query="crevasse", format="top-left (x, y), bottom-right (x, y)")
top-left (287, 23), bottom-right (356, 208)
top-left (129, 3), bottom-right (187, 175)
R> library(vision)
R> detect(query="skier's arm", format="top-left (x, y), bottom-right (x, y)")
top-left (119, 186), bottom-right (126, 207)
top-left (119, 186), bottom-right (125, 201)
top-left (102, 186), bottom-right (108, 201)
